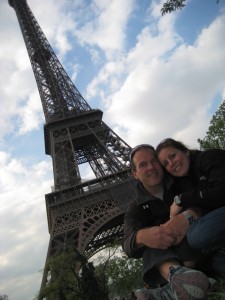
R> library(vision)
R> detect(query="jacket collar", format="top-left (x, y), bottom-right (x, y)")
top-left (134, 172), bottom-right (174, 204)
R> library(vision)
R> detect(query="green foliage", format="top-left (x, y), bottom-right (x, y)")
top-left (208, 276), bottom-right (225, 299)
top-left (161, 0), bottom-right (220, 15)
top-left (161, 0), bottom-right (186, 15)
top-left (106, 255), bottom-right (143, 298)
top-left (36, 244), bottom-right (143, 300)
top-left (198, 99), bottom-right (225, 150)
top-left (94, 246), bottom-right (143, 299)
top-left (37, 247), bottom-right (105, 300)
top-left (79, 262), bottom-right (106, 300)
top-left (0, 295), bottom-right (9, 300)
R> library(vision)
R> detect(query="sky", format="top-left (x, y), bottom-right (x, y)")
top-left (1, 0), bottom-right (225, 299)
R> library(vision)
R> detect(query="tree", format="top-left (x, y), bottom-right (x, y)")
top-left (92, 244), bottom-right (119, 299)
top-left (198, 99), bottom-right (225, 150)
top-left (161, 0), bottom-right (220, 15)
top-left (37, 247), bottom-right (105, 300)
top-left (36, 244), bottom-right (143, 300)
top-left (94, 245), bottom-right (143, 299)
top-left (79, 262), bottom-right (106, 300)
top-left (161, 0), bottom-right (186, 15)
top-left (0, 295), bottom-right (9, 300)
top-left (105, 254), bottom-right (143, 298)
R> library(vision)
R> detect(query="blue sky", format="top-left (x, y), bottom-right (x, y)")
top-left (1, 0), bottom-right (225, 299)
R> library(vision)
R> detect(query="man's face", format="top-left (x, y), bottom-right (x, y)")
top-left (132, 148), bottom-right (164, 192)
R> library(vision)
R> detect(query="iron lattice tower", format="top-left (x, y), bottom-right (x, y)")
top-left (9, 0), bottom-right (136, 292)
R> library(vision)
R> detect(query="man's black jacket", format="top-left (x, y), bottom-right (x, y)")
top-left (122, 174), bottom-right (176, 258)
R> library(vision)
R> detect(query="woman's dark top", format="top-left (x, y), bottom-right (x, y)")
top-left (175, 149), bottom-right (225, 211)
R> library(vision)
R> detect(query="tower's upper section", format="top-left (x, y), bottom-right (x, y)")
top-left (8, 0), bottom-right (26, 8)
top-left (9, 0), bottom-right (91, 123)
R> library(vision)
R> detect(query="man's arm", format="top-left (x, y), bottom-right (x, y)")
top-left (122, 200), bottom-right (146, 258)
top-left (135, 226), bottom-right (177, 249)
top-left (122, 197), bottom-right (184, 256)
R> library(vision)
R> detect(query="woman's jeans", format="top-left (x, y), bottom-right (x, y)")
top-left (187, 207), bottom-right (225, 273)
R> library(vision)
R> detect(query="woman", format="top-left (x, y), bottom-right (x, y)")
top-left (156, 138), bottom-right (225, 215)
top-left (156, 138), bottom-right (225, 274)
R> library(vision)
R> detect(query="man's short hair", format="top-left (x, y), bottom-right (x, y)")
top-left (129, 144), bottom-right (155, 170)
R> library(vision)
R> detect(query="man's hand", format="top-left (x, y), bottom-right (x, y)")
top-left (136, 226), bottom-right (177, 250)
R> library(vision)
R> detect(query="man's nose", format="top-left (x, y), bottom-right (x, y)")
top-left (146, 162), bottom-right (155, 169)
top-left (168, 159), bottom-right (174, 167)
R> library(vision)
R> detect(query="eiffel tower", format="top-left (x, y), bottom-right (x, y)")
top-left (9, 0), bottom-right (136, 293)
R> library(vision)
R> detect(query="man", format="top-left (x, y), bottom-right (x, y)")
top-left (122, 144), bottom-right (214, 300)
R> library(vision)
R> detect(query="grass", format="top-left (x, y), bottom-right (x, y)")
top-left (208, 276), bottom-right (225, 300)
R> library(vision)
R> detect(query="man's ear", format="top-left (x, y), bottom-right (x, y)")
top-left (132, 170), bottom-right (138, 180)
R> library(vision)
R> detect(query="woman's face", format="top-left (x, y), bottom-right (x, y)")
top-left (157, 146), bottom-right (190, 177)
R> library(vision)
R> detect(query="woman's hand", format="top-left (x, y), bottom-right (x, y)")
top-left (170, 201), bottom-right (183, 218)
top-left (160, 213), bottom-right (189, 245)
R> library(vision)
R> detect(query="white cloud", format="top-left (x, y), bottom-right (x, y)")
top-left (0, 154), bottom-right (52, 298)
top-left (97, 8), bottom-right (225, 148)
top-left (73, 0), bottom-right (135, 55)
top-left (17, 91), bottom-right (44, 135)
